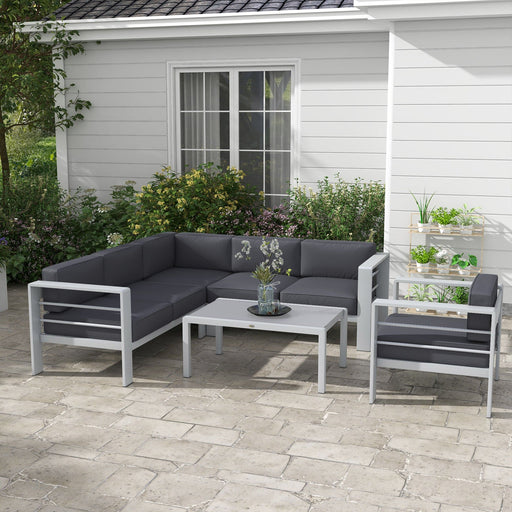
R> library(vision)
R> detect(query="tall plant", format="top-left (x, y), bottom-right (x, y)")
top-left (411, 191), bottom-right (435, 224)
top-left (0, 1), bottom-right (90, 206)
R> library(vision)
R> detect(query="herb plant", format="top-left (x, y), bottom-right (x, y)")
top-left (410, 245), bottom-right (437, 264)
top-left (431, 207), bottom-right (460, 226)
top-left (411, 191), bottom-right (435, 224)
top-left (451, 253), bottom-right (477, 269)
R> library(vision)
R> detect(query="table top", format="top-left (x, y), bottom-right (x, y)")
top-left (184, 298), bottom-right (345, 334)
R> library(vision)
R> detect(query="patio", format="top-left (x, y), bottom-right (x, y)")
top-left (1, 283), bottom-right (512, 512)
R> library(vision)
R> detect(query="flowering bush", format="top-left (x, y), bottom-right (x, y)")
top-left (131, 164), bottom-right (259, 237)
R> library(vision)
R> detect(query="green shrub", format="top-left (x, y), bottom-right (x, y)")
top-left (288, 175), bottom-right (385, 250)
top-left (131, 164), bottom-right (259, 237)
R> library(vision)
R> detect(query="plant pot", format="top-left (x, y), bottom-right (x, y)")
top-left (459, 224), bottom-right (473, 235)
top-left (438, 223), bottom-right (452, 234)
top-left (417, 222), bottom-right (430, 233)
top-left (458, 266), bottom-right (471, 276)
top-left (0, 265), bottom-right (7, 313)
top-left (436, 263), bottom-right (450, 274)
top-left (415, 262), bottom-right (430, 273)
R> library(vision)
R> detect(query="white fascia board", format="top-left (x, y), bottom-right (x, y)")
top-left (355, 0), bottom-right (512, 20)
top-left (23, 9), bottom-right (390, 42)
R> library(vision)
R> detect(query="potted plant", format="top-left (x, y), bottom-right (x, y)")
top-left (405, 283), bottom-right (434, 311)
top-left (433, 285), bottom-right (451, 314)
top-left (455, 204), bottom-right (481, 234)
top-left (434, 249), bottom-right (451, 274)
top-left (411, 191), bottom-right (435, 232)
top-left (0, 237), bottom-right (9, 312)
top-left (447, 285), bottom-right (469, 315)
top-left (410, 245), bottom-right (437, 273)
top-left (431, 207), bottom-right (460, 234)
top-left (451, 253), bottom-right (477, 275)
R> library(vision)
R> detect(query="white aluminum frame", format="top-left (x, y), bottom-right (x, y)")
top-left (28, 280), bottom-right (182, 387)
top-left (369, 276), bottom-right (504, 418)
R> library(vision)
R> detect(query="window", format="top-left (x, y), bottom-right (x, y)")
top-left (177, 68), bottom-right (293, 207)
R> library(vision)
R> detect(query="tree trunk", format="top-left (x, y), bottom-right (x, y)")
top-left (0, 105), bottom-right (10, 210)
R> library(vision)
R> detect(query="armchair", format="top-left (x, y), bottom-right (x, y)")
top-left (369, 274), bottom-right (503, 417)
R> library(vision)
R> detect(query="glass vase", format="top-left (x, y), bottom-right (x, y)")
top-left (257, 283), bottom-right (274, 315)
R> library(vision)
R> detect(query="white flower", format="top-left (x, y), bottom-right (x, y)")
top-left (107, 233), bottom-right (124, 247)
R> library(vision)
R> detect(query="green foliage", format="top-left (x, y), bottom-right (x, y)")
top-left (405, 284), bottom-right (434, 302)
top-left (449, 286), bottom-right (469, 305)
top-left (451, 253), bottom-right (477, 269)
top-left (411, 191), bottom-right (435, 224)
top-left (131, 164), bottom-right (259, 237)
top-left (410, 245), bottom-right (437, 264)
top-left (287, 175), bottom-right (385, 250)
top-left (431, 207), bottom-right (460, 226)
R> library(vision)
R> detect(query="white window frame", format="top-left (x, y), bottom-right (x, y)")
top-left (168, 60), bottom-right (300, 197)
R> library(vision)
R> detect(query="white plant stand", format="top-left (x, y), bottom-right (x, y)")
top-left (182, 298), bottom-right (348, 393)
top-left (0, 265), bottom-right (7, 312)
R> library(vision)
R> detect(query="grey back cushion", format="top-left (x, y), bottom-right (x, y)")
top-left (175, 232), bottom-right (232, 271)
top-left (231, 236), bottom-right (301, 277)
top-left (103, 244), bottom-right (144, 286)
top-left (133, 232), bottom-right (175, 278)
top-left (467, 273), bottom-right (498, 342)
top-left (42, 253), bottom-right (104, 312)
top-left (300, 240), bottom-right (376, 279)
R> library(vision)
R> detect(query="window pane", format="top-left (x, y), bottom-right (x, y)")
top-left (239, 151), bottom-right (263, 191)
top-left (265, 112), bottom-right (291, 150)
top-left (181, 112), bottom-right (203, 149)
top-left (206, 112), bottom-right (229, 149)
top-left (265, 152), bottom-right (290, 195)
top-left (180, 73), bottom-right (203, 111)
top-left (239, 112), bottom-right (263, 150)
top-left (205, 72), bottom-right (229, 111)
top-left (205, 150), bottom-right (230, 169)
top-left (266, 195), bottom-right (287, 209)
top-left (181, 150), bottom-right (204, 172)
top-left (265, 71), bottom-right (291, 111)
top-left (239, 72), bottom-right (263, 111)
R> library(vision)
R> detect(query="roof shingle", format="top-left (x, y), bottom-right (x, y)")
top-left (54, 0), bottom-right (353, 19)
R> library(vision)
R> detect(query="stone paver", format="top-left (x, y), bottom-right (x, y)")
top-left (0, 284), bottom-right (511, 511)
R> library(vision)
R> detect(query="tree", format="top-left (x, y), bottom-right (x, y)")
top-left (0, 0), bottom-right (90, 206)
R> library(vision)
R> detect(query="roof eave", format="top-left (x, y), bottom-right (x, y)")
top-left (23, 8), bottom-right (390, 41)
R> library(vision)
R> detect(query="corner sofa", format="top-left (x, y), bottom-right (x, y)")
top-left (29, 232), bottom-right (389, 386)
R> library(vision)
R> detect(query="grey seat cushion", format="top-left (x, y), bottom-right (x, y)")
top-left (231, 236), bottom-right (302, 277)
top-left (145, 267), bottom-right (230, 288)
top-left (280, 277), bottom-right (358, 315)
top-left (301, 239), bottom-right (376, 279)
top-left (207, 272), bottom-right (299, 302)
top-left (103, 244), bottom-right (144, 286)
top-left (175, 232), bottom-right (232, 271)
top-left (132, 232), bottom-right (175, 278)
top-left (467, 274), bottom-right (498, 342)
top-left (44, 295), bottom-right (173, 342)
top-left (377, 313), bottom-right (490, 368)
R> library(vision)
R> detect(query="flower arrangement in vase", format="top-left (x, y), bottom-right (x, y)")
top-left (451, 253), bottom-right (477, 275)
top-left (410, 245), bottom-right (436, 273)
top-left (235, 238), bottom-right (290, 314)
top-left (411, 191), bottom-right (435, 232)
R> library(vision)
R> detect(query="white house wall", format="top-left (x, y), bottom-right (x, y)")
top-left (62, 32), bottom-right (388, 198)
top-left (387, 17), bottom-right (512, 302)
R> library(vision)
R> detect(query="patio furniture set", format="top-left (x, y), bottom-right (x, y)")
top-left (28, 232), bottom-right (504, 416)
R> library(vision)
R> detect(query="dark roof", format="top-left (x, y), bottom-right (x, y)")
top-left (54, 0), bottom-right (353, 19)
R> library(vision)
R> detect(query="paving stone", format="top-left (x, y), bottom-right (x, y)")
top-left (47, 443), bottom-right (99, 460)
top-left (112, 415), bottom-right (193, 437)
top-left (0, 445), bottom-right (40, 478)
top-left (371, 449), bottom-right (407, 470)
top-left (256, 390), bottom-right (333, 411)
top-left (135, 437), bottom-right (211, 464)
top-left (199, 445), bottom-right (290, 476)
top-left (387, 436), bottom-right (475, 461)
top-left (2, 478), bottom-right (54, 500)
top-left (342, 465), bottom-right (405, 496)
top-left (206, 482), bottom-right (309, 512)
top-left (38, 422), bottom-right (117, 450)
top-left (405, 474), bottom-right (503, 510)
top-left (97, 466), bottom-right (156, 498)
top-left (121, 501), bottom-right (183, 512)
top-left (458, 429), bottom-right (509, 448)
top-left (287, 441), bottom-right (377, 465)
top-left (406, 455), bottom-right (482, 481)
top-left (283, 457), bottom-right (349, 486)
top-left (217, 470), bottom-right (305, 492)
top-left (143, 472), bottom-right (224, 507)
top-left (368, 404), bottom-right (448, 426)
top-left (236, 431), bottom-right (293, 453)
top-left (183, 424), bottom-right (241, 446)
top-left (47, 486), bottom-right (127, 511)
top-left (207, 397), bottom-right (280, 418)
top-left (474, 445), bottom-right (512, 467)
top-left (310, 498), bottom-right (380, 512)
top-left (280, 422), bottom-right (344, 443)
top-left (163, 407), bottom-right (241, 428)
top-left (59, 394), bottom-right (129, 414)
top-left (0, 495), bottom-right (40, 512)
top-left (482, 464), bottom-right (512, 485)
top-left (349, 490), bottom-right (444, 512)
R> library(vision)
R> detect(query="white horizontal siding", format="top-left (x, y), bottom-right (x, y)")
top-left (63, 31), bottom-right (388, 200)
top-left (387, 17), bottom-right (512, 303)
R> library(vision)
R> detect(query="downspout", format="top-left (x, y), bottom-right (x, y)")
top-left (383, 22), bottom-right (395, 254)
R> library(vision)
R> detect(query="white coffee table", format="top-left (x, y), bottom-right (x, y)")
top-left (182, 298), bottom-right (347, 393)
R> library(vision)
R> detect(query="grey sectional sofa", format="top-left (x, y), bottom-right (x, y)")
top-left (29, 232), bottom-right (389, 385)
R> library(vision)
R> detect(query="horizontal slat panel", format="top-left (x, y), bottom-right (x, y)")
top-left (70, 149), bottom-right (168, 164)
top-left (68, 78), bottom-right (165, 94)
top-left (302, 136), bottom-right (386, 154)
top-left (302, 106), bottom-right (387, 122)
top-left (69, 163), bottom-right (166, 177)
top-left (302, 121), bottom-right (386, 138)
top-left (299, 168), bottom-right (385, 184)
top-left (301, 89), bottom-right (388, 106)
top-left (300, 152), bottom-right (385, 169)
top-left (301, 74), bottom-right (388, 90)
top-left (76, 107), bottom-right (167, 123)
top-left (394, 104), bottom-right (512, 123)
top-left (393, 123), bottom-right (512, 142)
top-left (393, 141), bottom-right (512, 160)
top-left (76, 92), bottom-right (167, 108)
top-left (68, 135), bottom-right (168, 151)
top-left (65, 62), bottom-right (166, 79)
top-left (68, 121), bottom-right (167, 137)
top-left (394, 86), bottom-right (512, 106)
top-left (302, 58), bottom-right (388, 76)
top-left (394, 67), bottom-right (512, 87)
